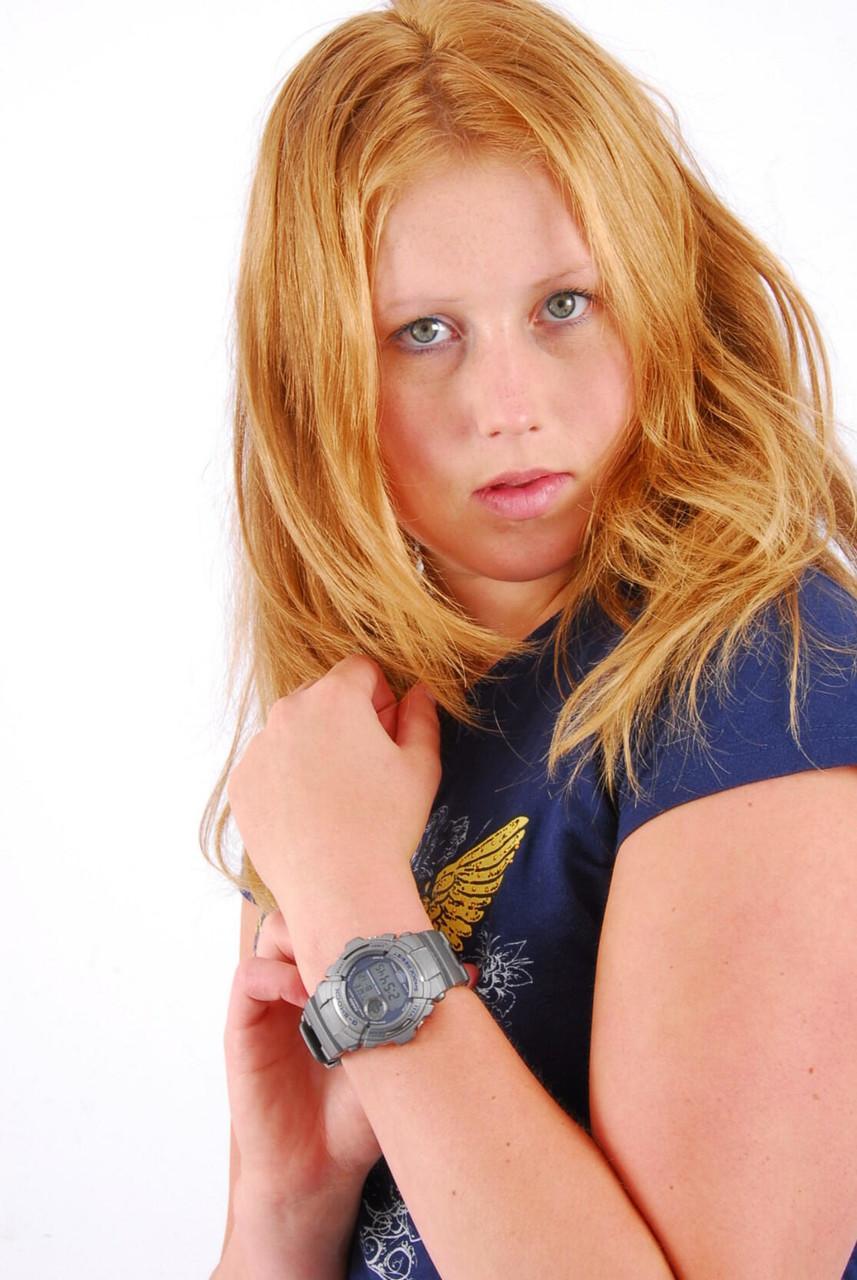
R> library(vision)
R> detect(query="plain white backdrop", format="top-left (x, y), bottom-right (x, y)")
top-left (1, 1), bottom-right (854, 1276)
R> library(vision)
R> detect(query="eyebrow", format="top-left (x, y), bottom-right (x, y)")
top-left (377, 263), bottom-right (596, 314)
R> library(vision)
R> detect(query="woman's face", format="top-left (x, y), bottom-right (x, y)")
top-left (372, 156), bottom-right (634, 637)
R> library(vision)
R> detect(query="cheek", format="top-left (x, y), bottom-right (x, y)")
top-left (379, 406), bottom-right (416, 481)
top-left (379, 389), bottom-right (449, 486)
top-left (568, 340), bottom-right (634, 454)
top-left (377, 406), bottom-right (448, 528)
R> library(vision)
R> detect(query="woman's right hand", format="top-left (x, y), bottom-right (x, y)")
top-left (224, 907), bottom-right (380, 1204)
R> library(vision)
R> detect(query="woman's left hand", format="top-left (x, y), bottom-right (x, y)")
top-left (226, 655), bottom-right (442, 954)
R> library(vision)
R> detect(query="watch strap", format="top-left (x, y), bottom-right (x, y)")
top-left (391, 928), bottom-right (470, 998)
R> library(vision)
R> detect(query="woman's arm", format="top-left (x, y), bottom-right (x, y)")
top-left (294, 890), bottom-right (677, 1280)
top-left (212, 1176), bottom-right (364, 1280)
top-left (211, 897), bottom-right (366, 1279)
top-left (290, 765), bottom-right (857, 1280)
top-left (590, 764), bottom-right (857, 1279)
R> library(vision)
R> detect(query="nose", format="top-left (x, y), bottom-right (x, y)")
top-left (464, 329), bottom-right (545, 438)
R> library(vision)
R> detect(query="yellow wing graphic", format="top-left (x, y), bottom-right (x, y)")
top-left (419, 816), bottom-right (529, 953)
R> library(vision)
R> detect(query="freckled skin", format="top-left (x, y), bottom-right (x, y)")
top-left (372, 156), bottom-right (635, 639)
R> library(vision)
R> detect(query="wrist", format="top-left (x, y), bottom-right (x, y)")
top-left (235, 1163), bottom-right (370, 1213)
top-left (292, 879), bottom-right (434, 995)
top-left (233, 1174), bottom-right (364, 1280)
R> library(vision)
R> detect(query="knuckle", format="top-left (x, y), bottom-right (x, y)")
top-left (266, 697), bottom-right (292, 726)
top-left (330, 653), bottom-right (376, 683)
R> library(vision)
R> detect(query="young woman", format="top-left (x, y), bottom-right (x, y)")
top-left (201, 1), bottom-right (857, 1276)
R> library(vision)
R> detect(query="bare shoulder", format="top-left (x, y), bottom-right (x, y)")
top-left (590, 765), bottom-right (857, 1279)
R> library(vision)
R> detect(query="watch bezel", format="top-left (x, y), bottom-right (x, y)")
top-left (325, 942), bottom-right (431, 1044)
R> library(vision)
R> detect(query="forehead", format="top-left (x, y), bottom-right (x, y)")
top-left (372, 158), bottom-right (592, 309)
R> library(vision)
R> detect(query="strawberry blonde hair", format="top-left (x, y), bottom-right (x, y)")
top-left (200, 0), bottom-right (857, 910)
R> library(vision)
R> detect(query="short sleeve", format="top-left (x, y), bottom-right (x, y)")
top-left (616, 567), bottom-right (857, 846)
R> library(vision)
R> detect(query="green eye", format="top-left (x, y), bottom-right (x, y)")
top-left (392, 288), bottom-right (595, 357)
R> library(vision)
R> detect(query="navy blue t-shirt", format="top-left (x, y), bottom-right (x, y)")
top-left (241, 566), bottom-right (857, 1278)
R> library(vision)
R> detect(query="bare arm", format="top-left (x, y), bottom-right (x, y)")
top-left (211, 897), bottom-right (363, 1279)
top-left (286, 767), bottom-right (857, 1280)
top-left (212, 900), bottom-right (256, 1270)
top-left (213, 1176), bottom-right (364, 1279)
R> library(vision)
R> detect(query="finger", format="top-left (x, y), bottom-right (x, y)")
top-left (395, 681), bottom-right (441, 759)
top-left (226, 955), bottom-right (310, 1034)
top-left (253, 908), bottom-right (295, 962)
top-left (310, 655), bottom-right (414, 746)
top-left (296, 663), bottom-right (400, 739)
top-left (376, 699), bottom-right (399, 739)
top-left (325, 654), bottom-right (399, 723)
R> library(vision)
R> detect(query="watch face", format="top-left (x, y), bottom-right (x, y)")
top-left (344, 952), bottom-right (413, 1026)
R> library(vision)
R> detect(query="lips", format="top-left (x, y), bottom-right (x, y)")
top-left (477, 467), bottom-right (559, 492)
top-left (472, 471), bottom-right (571, 519)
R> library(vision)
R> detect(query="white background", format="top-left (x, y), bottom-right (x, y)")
top-left (1, 1), bottom-right (854, 1276)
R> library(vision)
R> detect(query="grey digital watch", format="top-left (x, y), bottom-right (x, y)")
top-left (298, 929), bottom-right (470, 1068)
